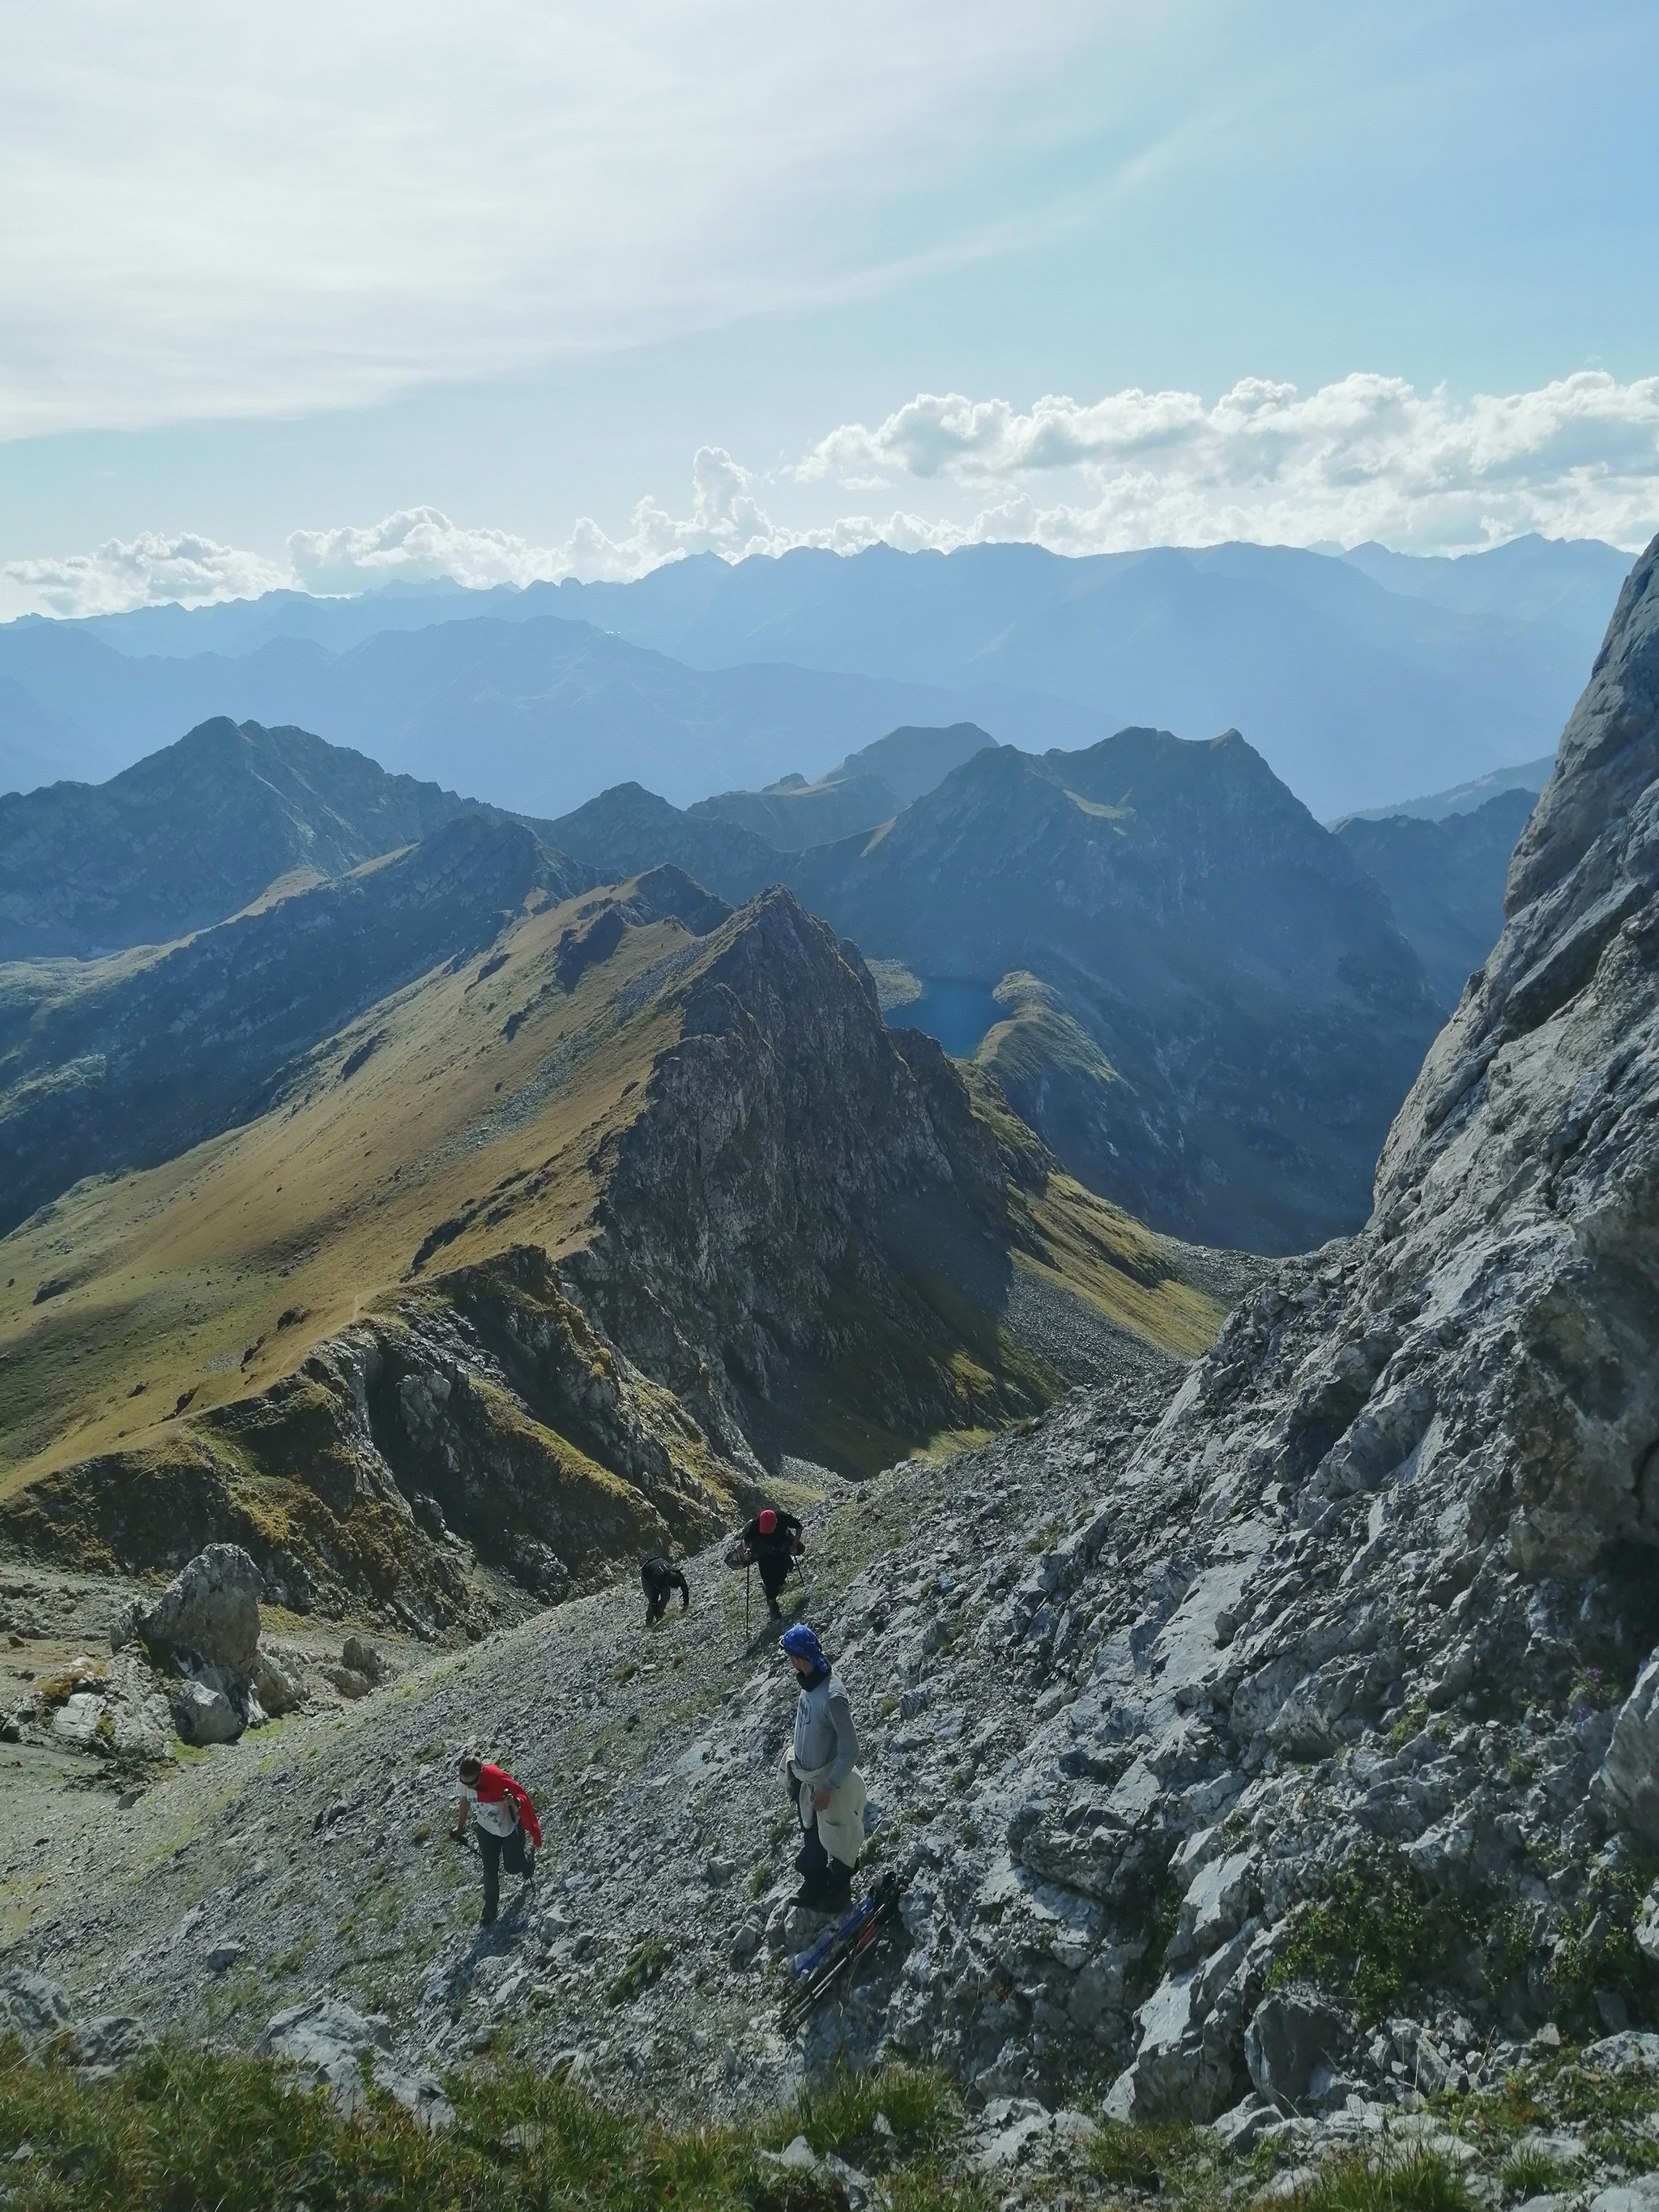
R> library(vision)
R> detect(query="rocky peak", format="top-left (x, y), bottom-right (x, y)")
top-left (0, 715), bottom-right (505, 961)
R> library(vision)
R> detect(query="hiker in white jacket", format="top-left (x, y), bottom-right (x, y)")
top-left (780, 1621), bottom-right (866, 1907)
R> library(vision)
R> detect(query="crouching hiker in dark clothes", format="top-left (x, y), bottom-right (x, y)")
top-left (780, 1622), bottom-right (866, 1908)
top-left (641, 1555), bottom-right (690, 1625)
top-left (450, 1749), bottom-right (542, 1928)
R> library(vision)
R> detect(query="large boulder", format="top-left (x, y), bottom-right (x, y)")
top-left (113, 1544), bottom-right (262, 1676)
top-left (260, 1997), bottom-right (452, 2131)
top-left (251, 1643), bottom-right (307, 1717)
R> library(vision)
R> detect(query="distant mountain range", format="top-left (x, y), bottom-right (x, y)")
top-left (0, 609), bottom-right (1090, 818)
top-left (3, 708), bottom-right (1544, 1253)
top-left (1339, 752), bottom-right (1555, 825)
top-left (1333, 788), bottom-right (1536, 1006)
top-left (0, 535), bottom-right (1631, 821)
top-left (687, 722), bottom-right (996, 849)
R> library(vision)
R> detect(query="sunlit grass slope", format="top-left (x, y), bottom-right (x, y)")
top-left (0, 881), bottom-right (1229, 1514)
top-left (0, 879), bottom-right (686, 1493)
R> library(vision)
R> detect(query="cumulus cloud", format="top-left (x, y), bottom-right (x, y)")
top-left (6, 369), bottom-right (1658, 620)
top-left (0, 532), bottom-right (289, 620)
top-left (797, 371), bottom-right (1659, 552)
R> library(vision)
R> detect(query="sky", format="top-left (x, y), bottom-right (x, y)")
top-left (2, 0), bottom-right (1657, 617)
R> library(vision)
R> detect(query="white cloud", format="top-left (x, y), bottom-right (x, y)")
top-left (0, 532), bottom-right (289, 619)
top-left (6, 369), bottom-right (1657, 620)
top-left (798, 371), bottom-right (1659, 552)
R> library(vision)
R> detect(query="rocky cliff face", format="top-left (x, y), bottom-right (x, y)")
top-left (839, 533), bottom-right (1659, 2113)
top-left (565, 890), bottom-right (1049, 1468)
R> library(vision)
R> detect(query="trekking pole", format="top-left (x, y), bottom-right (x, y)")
top-left (746, 1561), bottom-right (752, 1628)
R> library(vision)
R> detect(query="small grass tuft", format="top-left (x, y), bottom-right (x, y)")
top-left (607, 1934), bottom-right (668, 2005)
top-left (1499, 2147), bottom-right (1573, 2199)
top-left (782, 2065), bottom-right (958, 2159)
top-left (1282, 2150), bottom-right (1474, 2212)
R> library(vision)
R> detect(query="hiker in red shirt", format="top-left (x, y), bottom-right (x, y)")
top-left (450, 1749), bottom-right (542, 1928)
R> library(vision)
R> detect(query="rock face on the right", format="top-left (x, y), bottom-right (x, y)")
top-left (877, 535), bottom-right (1659, 2118)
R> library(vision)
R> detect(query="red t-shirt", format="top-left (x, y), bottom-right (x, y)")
top-left (467, 1762), bottom-right (542, 1848)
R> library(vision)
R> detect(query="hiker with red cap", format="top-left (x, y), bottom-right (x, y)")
top-left (450, 1749), bottom-right (542, 1928)
top-left (738, 1504), bottom-right (804, 1621)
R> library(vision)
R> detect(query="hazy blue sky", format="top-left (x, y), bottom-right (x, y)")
top-left (3, 0), bottom-right (1657, 613)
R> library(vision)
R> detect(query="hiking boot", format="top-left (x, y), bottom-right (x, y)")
top-left (821, 1861), bottom-right (855, 1909)
top-left (792, 1874), bottom-right (830, 1907)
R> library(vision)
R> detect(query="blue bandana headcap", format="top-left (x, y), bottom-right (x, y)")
top-left (781, 1622), bottom-right (825, 1673)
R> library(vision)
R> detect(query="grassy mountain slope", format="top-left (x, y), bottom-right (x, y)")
top-left (788, 727), bottom-right (1444, 1253)
top-left (1333, 786), bottom-right (1536, 1006)
top-left (0, 812), bottom-right (593, 1237)
top-left (0, 716), bottom-right (500, 961)
top-left (0, 872), bottom-right (1230, 1624)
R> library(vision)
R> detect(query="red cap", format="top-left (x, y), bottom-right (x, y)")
top-left (758, 1509), bottom-right (777, 1535)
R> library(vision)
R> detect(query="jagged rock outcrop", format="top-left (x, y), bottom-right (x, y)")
top-left (566, 890), bottom-right (1054, 1464)
top-left (846, 535), bottom-right (1659, 2115)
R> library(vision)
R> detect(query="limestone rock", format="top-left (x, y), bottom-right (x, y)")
top-left (0, 1967), bottom-right (72, 2050)
top-left (1595, 1655), bottom-right (1659, 1840)
top-left (250, 1643), bottom-right (306, 1717)
top-left (1246, 1992), bottom-right (1345, 2104)
top-left (118, 1544), bottom-right (262, 1677)
top-left (70, 2015), bottom-right (156, 2070)
top-left (170, 1677), bottom-right (243, 1746)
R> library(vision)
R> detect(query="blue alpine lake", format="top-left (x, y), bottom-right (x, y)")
top-left (885, 978), bottom-right (1002, 1059)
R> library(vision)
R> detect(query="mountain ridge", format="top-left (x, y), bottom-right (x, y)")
top-left (0, 715), bottom-right (507, 961)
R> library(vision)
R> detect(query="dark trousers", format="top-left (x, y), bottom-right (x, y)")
top-left (787, 1771), bottom-right (853, 1895)
top-left (478, 1824), bottom-right (529, 1924)
top-left (761, 1564), bottom-right (791, 1617)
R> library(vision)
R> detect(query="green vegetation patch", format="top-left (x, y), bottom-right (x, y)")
top-left (1279, 2150), bottom-right (1474, 2212)
top-left (1269, 1850), bottom-right (1486, 2023)
top-left (607, 1934), bottom-right (668, 2004)
top-left (1499, 2146), bottom-right (1576, 2199)
top-left (780, 2065), bottom-right (959, 2159)
top-left (0, 2042), bottom-right (981, 2212)
top-left (1090, 2116), bottom-right (1213, 2193)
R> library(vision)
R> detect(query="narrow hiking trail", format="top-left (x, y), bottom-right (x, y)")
top-left (6, 1384), bottom-right (1164, 2124)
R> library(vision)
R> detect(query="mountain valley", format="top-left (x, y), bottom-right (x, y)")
top-left (2, 526), bottom-right (1657, 2212)
top-left (0, 833), bottom-right (1233, 1631)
